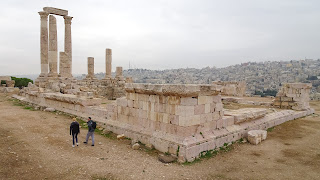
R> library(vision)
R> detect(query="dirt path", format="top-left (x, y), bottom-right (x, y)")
top-left (1, 93), bottom-right (320, 180)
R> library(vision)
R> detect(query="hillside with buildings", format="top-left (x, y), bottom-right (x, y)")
top-left (77, 59), bottom-right (320, 95)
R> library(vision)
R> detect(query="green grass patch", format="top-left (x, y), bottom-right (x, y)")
top-left (23, 106), bottom-right (35, 111)
top-left (267, 127), bottom-right (274, 132)
top-left (13, 101), bottom-right (24, 106)
top-left (183, 142), bottom-right (235, 165)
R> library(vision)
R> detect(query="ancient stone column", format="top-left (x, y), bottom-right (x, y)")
top-left (38, 11), bottom-right (49, 77)
top-left (64, 16), bottom-right (73, 77)
top-left (86, 57), bottom-right (96, 79)
top-left (105, 48), bottom-right (112, 79)
top-left (116, 66), bottom-right (123, 77)
top-left (48, 15), bottom-right (58, 77)
top-left (59, 52), bottom-right (71, 78)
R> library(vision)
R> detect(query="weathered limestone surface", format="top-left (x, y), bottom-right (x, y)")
top-left (247, 130), bottom-right (267, 145)
top-left (224, 108), bottom-right (267, 124)
top-left (48, 15), bottom-right (58, 77)
top-left (43, 7), bottom-right (68, 16)
top-left (42, 93), bottom-right (101, 106)
top-left (0, 87), bottom-right (18, 93)
top-left (59, 52), bottom-right (72, 78)
top-left (105, 49), bottom-right (112, 79)
top-left (38, 11), bottom-right (49, 77)
top-left (125, 83), bottom-right (221, 97)
top-left (212, 81), bottom-right (246, 97)
top-left (273, 83), bottom-right (312, 110)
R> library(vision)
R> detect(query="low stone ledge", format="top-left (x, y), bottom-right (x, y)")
top-left (42, 93), bottom-right (101, 106)
top-left (125, 83), bottom-right (221, 97)
top-left (224, 108), bottom-right (268, 124)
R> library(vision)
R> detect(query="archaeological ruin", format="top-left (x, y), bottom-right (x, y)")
top-left (11, 7), bottom-right (315, 163)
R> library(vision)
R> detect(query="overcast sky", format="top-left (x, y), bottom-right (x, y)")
top-left (0, 0), bottom-right (319, 75)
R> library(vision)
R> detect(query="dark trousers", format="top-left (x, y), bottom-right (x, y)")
top-left (72, 133), bottom-right (78, 145)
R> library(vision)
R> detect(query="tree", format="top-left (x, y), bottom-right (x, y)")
top-left (11, 77), bottom-right (33, 89)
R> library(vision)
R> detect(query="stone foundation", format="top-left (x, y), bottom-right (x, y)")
top-left (14, 83), bottom-right (314, 162)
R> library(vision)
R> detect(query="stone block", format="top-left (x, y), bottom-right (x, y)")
top-left (194, 104), bottom-right (205, 115)
top-left (168, 96), bottom-right (181, 105)
top-left (133, 100), bottom-right (139, 108)
top-left (138, 94), bottom-right (149, 102)
top-left (142, 101), bottom-right (148, 111)
top-left (181, 97), bottom-right (198, 106)
top-left (205, 104), bottom-right (211, 113)
top-left (127, 100), bottom-right (133, 108)
top-left (210, 103), bottom-right (216, 112)
top-left (149, 95), bottom-right (159, 103)
top-left (159, 95), bottom-right (168, 104)
top-left (212, 112), bottom-right (221, 121)
top-left (247, 130), bottom-right (267, 145)
top-left (216, 119), bottom-right (223, 129)
top-left (163, 113), bottom-right (169, 123)
top-left (215, 102), bottom-right (223, 111)
top-left (200, 113), bottom-right (212, 123)
top-left (198, 96), bottom-right (212, 105)
top-left (116, 97), bottom-right (127, 107)
top-left (176, 105), bottom-right (194, 116)
top-left (169, 115), bottom-right (179, 125)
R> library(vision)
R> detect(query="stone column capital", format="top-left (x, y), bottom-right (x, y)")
top-left (38, 11), bottom-right (49, 20)
top-left (64, 16), bottom-right (73, 24)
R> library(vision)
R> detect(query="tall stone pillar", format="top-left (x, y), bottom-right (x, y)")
top-left (48, 15), bottom-right (58, 77)
top-left (64, 16), bottom-right (73, 77)
top-left (38, 11), bottom-right (49, 77)
top-left (86, 57), bottom-right (96, 79)
top-left (105, 48), bottom-right (112, 79)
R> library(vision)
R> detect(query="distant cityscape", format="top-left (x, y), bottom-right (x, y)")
top-left (76, 59), bottom-right (320, 95)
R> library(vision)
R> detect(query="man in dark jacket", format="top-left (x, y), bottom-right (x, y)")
top-left (83, 117), bottom-right (95, 146)
top-left (70, 118), bottom-right (80, 147)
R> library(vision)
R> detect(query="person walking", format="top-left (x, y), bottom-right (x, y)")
top-left (70, 118), bottom-right (80, 147)
top-left (83, 117), bottom-right (96, 146)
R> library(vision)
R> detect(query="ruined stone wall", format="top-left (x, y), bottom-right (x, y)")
top-left (212, 81), bottom-right (246, 97)
top-left (116, 89), bottom-right (223, 138)
top-left (273, 83), bottom-right (312, 110)
top-left (0, 76), bottom-right (11, 81)
top-left (76, 78), bottom-right (126, 100)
